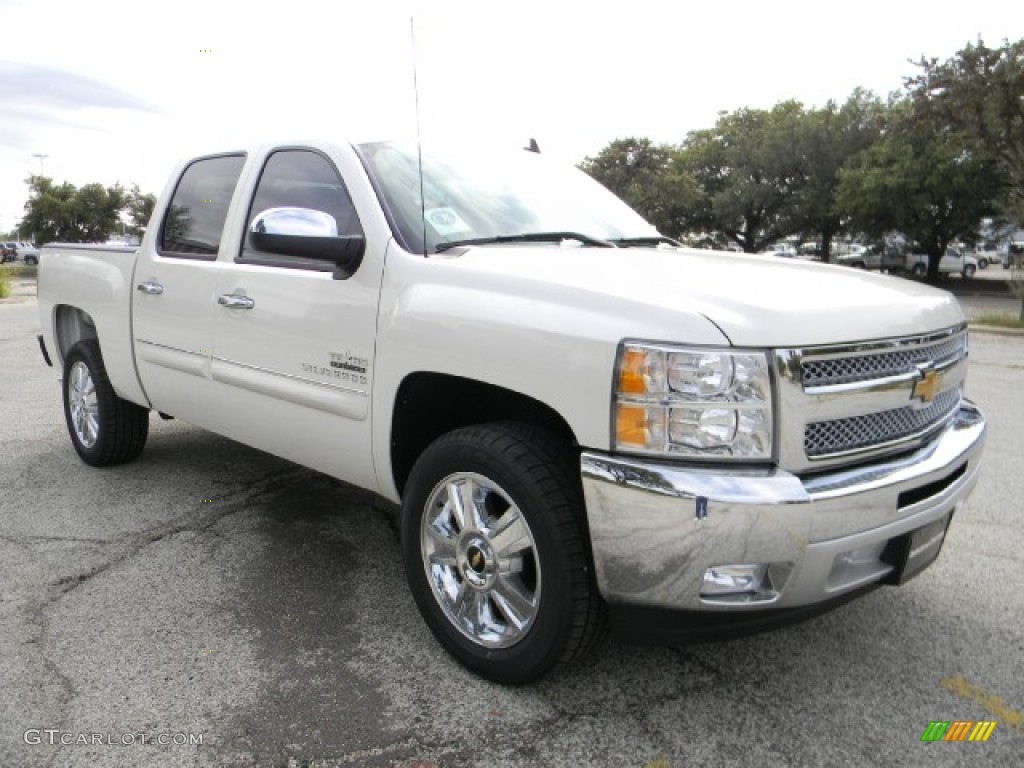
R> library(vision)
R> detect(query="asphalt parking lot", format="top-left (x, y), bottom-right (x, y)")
top-left (1, 286), bottom-right (1022, 767)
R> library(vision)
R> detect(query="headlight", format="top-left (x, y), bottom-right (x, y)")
top-left (613, 342), bottom-right (774, 460)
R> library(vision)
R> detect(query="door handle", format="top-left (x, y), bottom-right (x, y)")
top-left (217, 294), bottom-right (255, 309)
top-left (136, 281), bottom-right (164, 295)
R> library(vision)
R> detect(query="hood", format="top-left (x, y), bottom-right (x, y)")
top-left (440, 245), bottom-right (965, 347)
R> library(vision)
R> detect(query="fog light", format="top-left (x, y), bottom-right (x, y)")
top-left (700, 563), bottom-right (791, 604)
top-left (701, 564), bottom-right (768, 596)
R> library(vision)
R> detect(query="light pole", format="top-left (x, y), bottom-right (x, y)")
top-left (32, 153), bottom-right (49, 177)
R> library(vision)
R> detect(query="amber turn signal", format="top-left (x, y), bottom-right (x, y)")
top-left (617, 348), bottom-right (648, 395)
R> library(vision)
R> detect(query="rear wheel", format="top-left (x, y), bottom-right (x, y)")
top-left (912, 263), bottom-right (927, 277)
top-left (963, 264), bottom-right (977, 278)
top-left (62, 340), bottom-right (149, 466)
top-left (401, 423), bottom-right (605, 684)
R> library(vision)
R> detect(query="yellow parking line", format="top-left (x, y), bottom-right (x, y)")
top-left (940, 676), bottom-right (1024, 730)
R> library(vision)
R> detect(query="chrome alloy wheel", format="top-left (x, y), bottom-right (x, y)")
top-left (421, 472), bottom-right (541, 649)
top-left (68, 360), bottom-right (99, 448)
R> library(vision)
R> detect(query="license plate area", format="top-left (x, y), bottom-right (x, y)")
top-left (881, 512), bottom-right (953, 585)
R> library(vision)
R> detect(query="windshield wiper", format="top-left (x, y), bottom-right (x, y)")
top-left (434, 231), bottom-right (616, 253)
top-left (608, 235), bottom-right (682, 247)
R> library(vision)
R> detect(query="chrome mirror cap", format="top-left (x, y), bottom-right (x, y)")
top-left (250, 207), bottom-right (338, 238)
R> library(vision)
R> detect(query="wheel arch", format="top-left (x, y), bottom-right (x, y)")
top-left (54, 305), bottom-right (99, 367)
top-left (390, 372), bottom-right (579, 497)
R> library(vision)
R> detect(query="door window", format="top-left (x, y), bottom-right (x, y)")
top-left (239, 149), bottom-right (362, 270)
top-left (159, 154), bottom-right (246, 259)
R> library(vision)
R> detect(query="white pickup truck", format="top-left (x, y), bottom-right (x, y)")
top-left (906, 248), bottom-right (979, 278)
top-left (838, 246), bottom-right (978, 277)
top-left (37, 139), bottom-right (986, 683)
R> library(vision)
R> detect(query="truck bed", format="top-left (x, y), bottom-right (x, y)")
top-left (37, 243), bottom-right (148, 407)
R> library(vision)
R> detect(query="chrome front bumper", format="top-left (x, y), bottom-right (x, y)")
top-left (580, 401), bottom-right (986, 612)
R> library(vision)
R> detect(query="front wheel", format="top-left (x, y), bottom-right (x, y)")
top-left (62, 340), bottom-right (149, 466)
top-left (912, 263), bottom-right (927, 277)
top-left (401, 423), bottom-right (605, 684)
top-left (963, 264), bottom-right (977, 278)
top-left (977, 258), bottom-right (989, 269)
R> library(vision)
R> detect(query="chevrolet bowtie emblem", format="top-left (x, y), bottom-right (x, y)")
top-left (912, 368), bottom-right (941, 404)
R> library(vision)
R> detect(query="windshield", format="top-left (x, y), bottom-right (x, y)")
top-left (356, 141), bottom-right (659, 255)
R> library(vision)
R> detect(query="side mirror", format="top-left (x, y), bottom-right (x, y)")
top-left (249, 207), bottom-right (365, 279)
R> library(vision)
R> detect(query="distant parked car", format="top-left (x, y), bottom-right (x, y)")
top-left (973, 250), bottom-right (997, 269)
top-left (18, 241), bottom-right (40, 265)
top-left (1, 242), bottom-right (18, 263)
top-left (759, 244), bottom-right (798, 258)
top-left (907, 248), bottom-right (978, 278)
top-left (837, 244), bottom-right (904, 271)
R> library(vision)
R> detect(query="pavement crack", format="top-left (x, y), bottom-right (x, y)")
top-left (0, 534), bottom-right (112, 545)
top-left (24, 465), bottom-right (318, 768)
top-left (44, 467), bottom-right (313, 597)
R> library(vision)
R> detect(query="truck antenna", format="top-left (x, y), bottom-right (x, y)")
top-left (411, 17), bottom-right (429, 258)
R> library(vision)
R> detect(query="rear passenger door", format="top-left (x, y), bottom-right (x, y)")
top-left (133, 153), bottom-right (247, 423)
top-left (206, 147), bottom-right (383, 489)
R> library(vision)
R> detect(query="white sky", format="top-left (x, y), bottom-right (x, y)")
top-left (1, 0), bottom-right (1021, 235)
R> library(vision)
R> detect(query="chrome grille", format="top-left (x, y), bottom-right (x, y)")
top-left (805, 389), bottom-right (961, 458)
top-left (802, 333), bottom-right (967, 387)
top-left (777, 324), bottom-right (970, 470)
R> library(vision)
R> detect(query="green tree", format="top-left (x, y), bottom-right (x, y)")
top-left (22, 177), bottom-right (137, 245)
top-left (21, 176), bottom-right (78, 245)
top-left (126, 183), bottom-right (157, 236)
top-left (73, 182), bottom-right (126, 242)
top-left (907, 38), bottom-right (1024, 311)
top-left (680, 101), bottom-right (808, 253)
top-left (905, 38), bottom-right (1024, 224)
top-left (792, 90), bottom-right (889, 262)
top-left (579, 137), bottom-right (700, 238)
top-left (836, 100), bottom-right (998, 281)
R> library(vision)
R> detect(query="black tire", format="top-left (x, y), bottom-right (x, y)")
top-left (963, 264), bottom-right (977, 278)
top-left (401, 422), bottom-right (605, 684)
top-left (62, 339), bottom-right (149, 466)
top-left (912, 263), bottom-right (927, 277)
top-left (977, 258), bottom-right (988, 270)
top-left (26, 255), bottom-right (38, 265)
top-left (851, 260), bottom-right (866, 270)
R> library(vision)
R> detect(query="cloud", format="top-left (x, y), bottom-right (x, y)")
top-left (0, 61), bottom-right (157, 113)
top-left (0, 61), bottom-right (158, 151)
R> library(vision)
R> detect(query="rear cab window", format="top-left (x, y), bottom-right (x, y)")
top-left (158, 154), bottom-right (246, 259)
